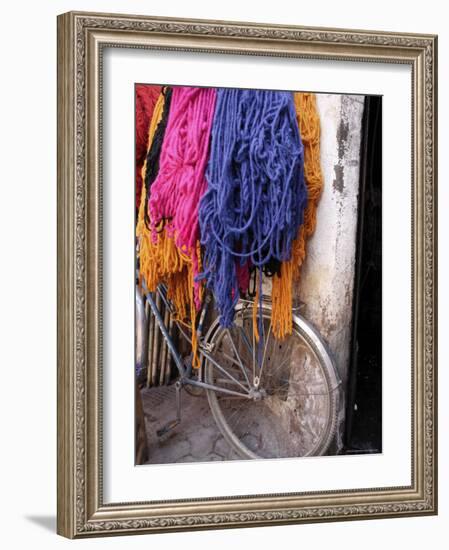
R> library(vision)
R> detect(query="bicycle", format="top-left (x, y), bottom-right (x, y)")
top-left (136, 280), bottom-right (341, 460)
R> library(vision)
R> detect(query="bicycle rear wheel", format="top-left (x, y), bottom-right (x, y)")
top-left (203, 302), bottom-right (340, 459)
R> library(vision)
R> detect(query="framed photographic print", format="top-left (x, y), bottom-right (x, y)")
top-left (57, 11), bottom-right (438, 538)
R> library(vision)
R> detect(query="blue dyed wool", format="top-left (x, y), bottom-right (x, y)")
top-left (198, 88), bottom-right (307, 327)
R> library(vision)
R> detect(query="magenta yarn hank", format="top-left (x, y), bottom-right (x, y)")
top-left (149, 86), bottom-right (217, 307)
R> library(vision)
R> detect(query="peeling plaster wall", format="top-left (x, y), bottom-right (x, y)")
top-left (298, 94), bottom-right (365, 449)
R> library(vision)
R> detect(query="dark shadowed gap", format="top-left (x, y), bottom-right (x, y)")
top-left (344, 95), bottom-right (382, 454)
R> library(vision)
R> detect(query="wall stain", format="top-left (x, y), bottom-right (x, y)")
top-left (337, 113), bottom-right (349, 160)
top-left (333, 164), bottom-right (345, 193)
top-left (333, 108), bottom-right (350, 193)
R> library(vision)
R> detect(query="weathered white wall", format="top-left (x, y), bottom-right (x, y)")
top-left (260, 94), bottom-right (365, 449)
top-left (300, 94), bottom-right (364, 381)
top-left (298, 94), bottom-right (365, 447)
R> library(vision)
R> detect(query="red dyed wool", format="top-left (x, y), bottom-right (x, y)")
top-left (135, 84), bottom-right (162, 210)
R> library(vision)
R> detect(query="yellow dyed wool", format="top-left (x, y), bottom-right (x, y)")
top-left (270, 92), bottom-right (324, 340)
top-left (136, 91), bottom-right (202, 368)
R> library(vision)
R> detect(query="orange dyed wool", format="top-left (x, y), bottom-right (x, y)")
top-left (270, 92), bottom-right (324, 340)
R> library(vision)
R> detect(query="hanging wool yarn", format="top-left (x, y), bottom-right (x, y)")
top-left (135, 84), bottom-right (163, 210)
top-left (137, 90), bottom-right (168, 288)
top-left (270, 92), bottom-right (324, 339)
top-left (137, 88), bottom-right (193, 322)
top-left (197, 88), bottom-right (307, 331)
top-left (143, 87), bottom-right (173, 229)
top-left (293, 92), bottom-right (324, 248)
top-left (144, 86), bottom-right (217, 368)
top-left (149, 86), bottom-right (217, 309)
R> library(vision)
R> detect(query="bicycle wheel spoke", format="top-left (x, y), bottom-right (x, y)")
top-left (217, 395), bottom-right (248, 401)
top-left (201, 349), bottom-right (250, 393)
top-left (266, 354), bottom-right (291, 378)
top-left (215, 378), bottom-right (248, 387)
top-left (258, 320), bottom-right (272, 382)
top-left (237, 324), bottom-right (253, 356)
top-left (251, 320), bottom-right (256, 384)
top-left (205, 304), bottom-right (339, 460)
top-left (228, 405), bottom-right (254, 438)
top-left (225, 400), bottom-right (249, 428)
top-left (213, 348), bottom-right (250, 381)
top-left (272, 380), bottom-right (330, 397)
top-left (224, 329), bottom-right (251, 387)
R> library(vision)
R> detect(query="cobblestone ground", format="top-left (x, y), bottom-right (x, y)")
top-left (141, 384), bottom-right (242, 464)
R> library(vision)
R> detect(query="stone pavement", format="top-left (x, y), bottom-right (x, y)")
top-left (141, 384), bottom-right (242, 464)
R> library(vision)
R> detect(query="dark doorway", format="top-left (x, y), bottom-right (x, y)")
top-left (344, 95), bottom-right (382, 454)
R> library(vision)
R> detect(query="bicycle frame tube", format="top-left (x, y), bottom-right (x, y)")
top-left (143, 285), bottom-right (250, 399)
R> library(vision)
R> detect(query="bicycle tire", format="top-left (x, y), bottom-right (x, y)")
top-left (203, 302), bottom-right (340, 459)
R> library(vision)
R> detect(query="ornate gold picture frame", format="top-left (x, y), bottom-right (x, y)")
top-left (57, 10), bottom-right (437, 538)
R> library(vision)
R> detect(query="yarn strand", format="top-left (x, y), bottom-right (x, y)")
top-left (149, 86), bottom-right (217, 309)
top-left (198, 89), bottom-right (307, 328)
top-left (271, 92), bottom-right (324, 339)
